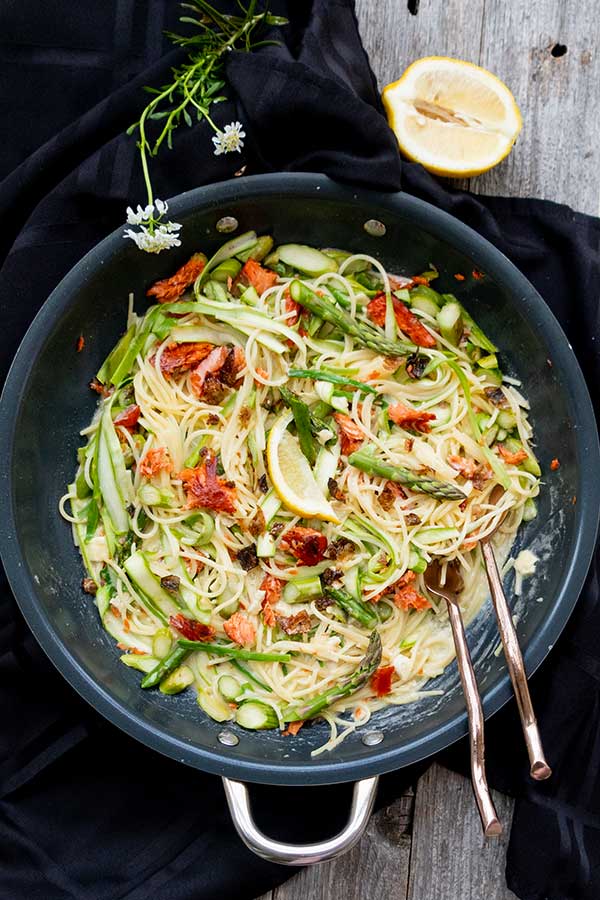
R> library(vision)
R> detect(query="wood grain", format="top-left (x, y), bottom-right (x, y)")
top-left (356, 0), bottom-right (600, 215)
top-left (270, 788), bottom-right (414, 900)
top-left (407, 764), bottom-right (517, 900)
top-left (257, 2), bottom-right (598, 898)
top-left (355, 0), bottom-right (486, 88)
top-left (475, 0), bottom-right (600, 214)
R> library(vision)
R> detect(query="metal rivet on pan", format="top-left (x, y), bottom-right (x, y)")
top-left (218, 730), bottom-right (239, 747)
top-left (363, 219), bottom-right (386, 237)
top-left (216, 216), bottom-right (238, 233)
top-left (362, 730), bottom-right (384, 746)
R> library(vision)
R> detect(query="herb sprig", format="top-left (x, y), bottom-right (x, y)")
top-left (124, 1), bottom-right (286, 253)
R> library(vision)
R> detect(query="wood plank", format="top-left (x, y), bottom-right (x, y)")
top-left (407, 764), bottom-right (517, 900)
top-left (474, 0), bottom-right (600, 215)
top-left (357, 0), bottom-right (600, 215)
top-left (269, 787), bottom-right (414, 900)
top-left (355, 0), bottom-right (486, 194)
top-left (355, 0), bottom-right (486, 90)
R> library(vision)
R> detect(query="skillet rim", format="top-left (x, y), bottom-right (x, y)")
top-left (1, 172), bottom-right (598, 786)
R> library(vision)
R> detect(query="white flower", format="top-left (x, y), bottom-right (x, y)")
top-left (125, 198), bottom-right (170, 226)
top-left (125, 203), bottom-right (154, 226)
top-left (123, 198), bottom-right (182, 253)
top-left (124, 222), bottom-right (182, 254)
top-left (212, 121), bottom-right (246, 156)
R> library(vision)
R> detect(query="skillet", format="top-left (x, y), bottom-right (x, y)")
top-left (1, 173), bottom-right (598, 864)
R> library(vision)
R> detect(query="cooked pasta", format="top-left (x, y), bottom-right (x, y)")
top-left (61, 233), bottom-right (540, 752)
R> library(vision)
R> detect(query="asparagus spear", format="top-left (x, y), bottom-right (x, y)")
top-left (231, 658), bottom-right (273, 693)
top-left (177, 640), bottom-right (291, 663)
top-left (288, 368), bottom-right (379, 396)
top-left (236, 700), bottom-right (279, 729)
top-left (278, 385), bottom-right (317, 465)
top-left (140, 646), bottom-right (189, 689)
top-left (441, 294), bottom-right (497, 354)
top-left (324, 586), bottom-right (379, 628)
top-left (348, 447), bottom-right (466, 501)
top-left (278, 386), bottom-right (333, 437)
top-left (284, 631), bottom-right (382, 721)
top-left (289, 280), bottom-right (414, 356)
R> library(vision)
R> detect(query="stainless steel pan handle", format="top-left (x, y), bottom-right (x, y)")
top-left (222, 775), bottom-right (379, 865)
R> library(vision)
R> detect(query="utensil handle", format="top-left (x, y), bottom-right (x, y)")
top-left (222, 775), bottom-right (378, 865)
top-left (446, 601), bottom-right (503, 836)
top-left (481, 540), bottom-right (552, 781)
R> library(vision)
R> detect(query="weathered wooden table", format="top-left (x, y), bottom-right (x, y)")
top-left (260, 2), bottom-right (599, 897)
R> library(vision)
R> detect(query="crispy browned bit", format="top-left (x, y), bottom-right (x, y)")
top-left (237, 544), bottom-right (258, 571)
top-left (258, 474), bottom-right (268, 494)
top-left (276, 611), bottom-right (312, 635)
top-left (406, 352), bottom-right (428, 380)
top-left (270, 522), bottom-right (284, 537)
top-left (160, 575), bottom-right (181, 593)
top-left (484, 386), bottom-right (508, 407)
top-left (405, 438), bottom-right (414, 452)
top-left (405, 513), bottom-right (421, 526)
top-left (219, 347), bottom-right (243, 387)
top-left (202, 374), bottom-right (227, 405)
top-left (379, 481), bottom-right (407, 510)
top-left (147, 251), bottom-right (206, 303)
top-left (315, 595), bottom-right (334, 611)
top-left (324, 538), bottom-right (355, 561)
top-left (321, 568), bottom-right (342, 586)
top-left (76, 335), bottom-right (85, 353)
top-left (89, 376), bottom-right (110, 396)
top-left (280, 526), bottom-right (328, 566)
top-left (238, 406), bottom-right (252, 428)
top-left (328, 478), bottom-right (345, 501)
top-left (248, 508), bottom-right (266, 537)
top-left (572, 495), bottom-right (577, 505)
top-left (472, 465), bottom-right (493, 490)
top-left (235, 165), bottom-right (247, 177)
top-left (81, 577), bottom-right (97, 595)
top-left (207, 413), bottom-right (220, 426)
top-left (283, 720), bottom-right (304, 736)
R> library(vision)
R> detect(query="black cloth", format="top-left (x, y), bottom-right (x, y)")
top-left (0, 2), bottom-right (599, 899)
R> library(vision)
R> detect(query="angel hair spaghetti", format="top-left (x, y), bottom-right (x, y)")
top-left (61, 232), bottom-right (541, 754)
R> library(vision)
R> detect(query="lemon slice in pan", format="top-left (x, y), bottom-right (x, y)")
top-left (267, 413), bottom-right (339, 523)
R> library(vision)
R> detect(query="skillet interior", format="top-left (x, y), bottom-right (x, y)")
top-left (1, 173), bottom-right (598, 786)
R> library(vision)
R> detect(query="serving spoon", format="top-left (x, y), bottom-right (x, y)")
top-left (424, 559), bottom-right (503, 837)
top-left (480, 485), bottom-right (552, 781)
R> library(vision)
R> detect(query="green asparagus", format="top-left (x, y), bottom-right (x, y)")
top-left (289, 280), bottom-right (414, 356)
top-left (284, 631), bottom-right (382, 721)
top-left (324, 586), bottom-right (379, 628)
top-left (231, 659), bottom-right (273, 693)
top-left (177, 640), bottom-right (291, 663)
top-left (140, 646), bottom-right (190, 689)
top-left (278, 385), bottom-right (317, 464)
top-left (348, 447), bottom-right (466, 501)
top-left (288, 368), bottom-right (379, 396)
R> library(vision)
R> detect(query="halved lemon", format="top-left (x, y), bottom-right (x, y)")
top-left (266, 412), bottom-right (339, 523)
top-left (382, 57), bottom-right (522, 177)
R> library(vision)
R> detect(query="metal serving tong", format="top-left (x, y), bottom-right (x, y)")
top-left (425, 560), bottom-right (503, 837)
top-left (481, 486), bottom-right (552, 782)
top-left (424, 487), bottom-right (551, 837)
